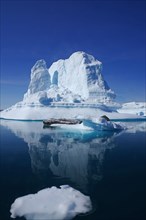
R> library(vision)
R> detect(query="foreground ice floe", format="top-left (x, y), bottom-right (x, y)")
top-left (10, 185), bottom-right (92, 220)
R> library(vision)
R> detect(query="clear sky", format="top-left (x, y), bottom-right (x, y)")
top-left (0, 0), bottom-right (145, 109)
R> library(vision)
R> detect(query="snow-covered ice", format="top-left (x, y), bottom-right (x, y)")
top-left (10, 185), bottom-right (92, 220)
top-left (84, 117), bottom-right (126, 131)
top-left (117, 102), bottom-right (146, 117)
top-left (24, 51), bottom-right (115, 103)
top-left (1, 51), bottom-right (145, 120)
top-left (47, 120), bottom-right (125, 131)
top-left (1, 104), bottom-right (144, 120)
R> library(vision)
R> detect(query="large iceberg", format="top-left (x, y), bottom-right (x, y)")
top-left (24, 51), bottom-right (115, 104)
top-left (1, 51), bottom-right (145, 120)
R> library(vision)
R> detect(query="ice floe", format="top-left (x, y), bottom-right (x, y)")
top-left (10, 185), bottom-right (92, 220)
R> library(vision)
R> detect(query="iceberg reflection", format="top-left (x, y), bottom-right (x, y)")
top-left (2, 120), bottom-right (142, 192)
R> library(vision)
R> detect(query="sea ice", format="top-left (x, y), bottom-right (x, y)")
top-left (83, 118), bottom-right (126, 131)
top-left (10, 185), bottom-right (92, 220)
top-left (117, 102), bottom-right (146, 117)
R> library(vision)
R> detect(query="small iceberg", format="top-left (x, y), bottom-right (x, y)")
top-left (10, 185), bottom-right (92, 220)
top-left (83, 115), bottom-right (126, 131)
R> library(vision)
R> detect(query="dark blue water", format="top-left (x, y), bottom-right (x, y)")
top-left (0, 120), bottom-right (146, 220)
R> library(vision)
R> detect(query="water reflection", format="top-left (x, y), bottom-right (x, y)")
top-left (1, 120), bottom-right (145, 192)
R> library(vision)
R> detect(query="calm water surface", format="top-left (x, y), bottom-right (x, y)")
top-left (0, 119), bottom-right (146, 220)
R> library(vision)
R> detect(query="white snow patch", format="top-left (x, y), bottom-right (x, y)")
top-left (1, 103), bottom-right (144, 120)
top-left (10, 185), bottom-right (92, 220)
top-left (117, 102), bottom-right (146, 117)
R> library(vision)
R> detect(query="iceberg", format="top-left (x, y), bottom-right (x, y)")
top-left (10, 185), bottom-right (92, 220)
top-left (24, 51), bottom-right (116, 104)
top-left (1, 51), bottom-right (145, 120)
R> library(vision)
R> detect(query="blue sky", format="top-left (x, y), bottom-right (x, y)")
top-left (1, 0), bottom-right (145, 108)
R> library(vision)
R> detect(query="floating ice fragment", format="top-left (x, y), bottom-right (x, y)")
top-left (10, 185), bottom-right (92, 220)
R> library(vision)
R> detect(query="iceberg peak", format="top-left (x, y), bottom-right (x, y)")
top-left (25, 59), bottom-right (51, 97)
top-left (69, 51), bottom-right (102, 65)
top-left (31, 59), bottom-right (47, 75)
